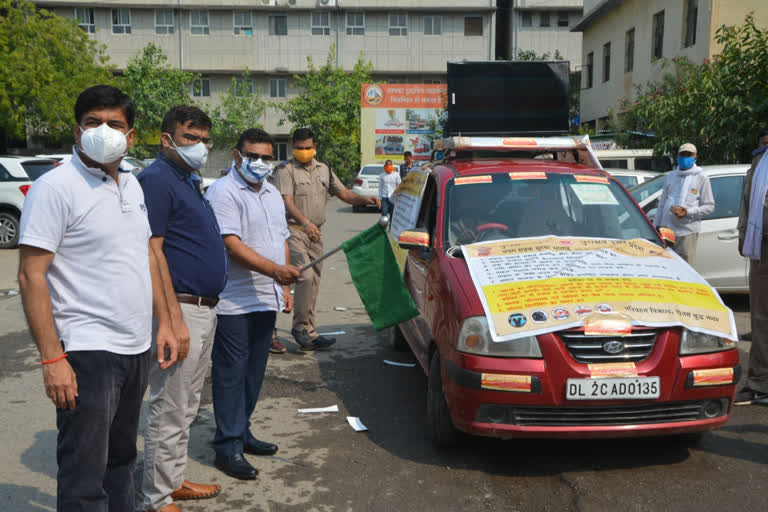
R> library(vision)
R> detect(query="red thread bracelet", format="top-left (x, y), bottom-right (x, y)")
top-left (41, 353), bottom-right (68, 365)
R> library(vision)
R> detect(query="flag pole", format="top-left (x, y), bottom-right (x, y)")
top-left (299, 215), bottom-right (389, 273)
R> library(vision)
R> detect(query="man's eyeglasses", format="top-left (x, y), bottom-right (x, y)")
top-left (239, 150), bottom-right (274, 162)
top-left (181, 133), bottom-right (213, 147)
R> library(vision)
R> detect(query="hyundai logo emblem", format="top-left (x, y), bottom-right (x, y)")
top-left (602, 340), bottom-right (625, 354)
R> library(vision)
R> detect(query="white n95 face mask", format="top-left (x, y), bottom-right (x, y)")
top-left (79, 123), bottom-right (129, 164)
top-left (172, 141), bottom-right (209, 170)
top-left (235, 156), bottom-right (272, 185)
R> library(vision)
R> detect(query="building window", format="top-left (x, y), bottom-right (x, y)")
top-left (190, 10), bottom-right (209, 35)
top-left (389, 13), bottom-right (407, 36)
top-left (111, 9), bottom-right (131, 34)
top-left (312, 12), bottom-right (330, 35)
top-left (602, 42), bottom-right (611, 82)
top-left (585, 52), bottom-right (593, 88)
top-left (684, 0), bottom-right (698, 48)
top-left (233, 11), bottom-right (253, 35)
top-left (625, 28), bottom-right (635, 72)
top-left (192, 77), bottom-right (210, 97)
top-left (275, 143), bottom-right (288, 162)
top-left (346, 12), bottom-right (364, 35)
top-left (424, 15), bottom-right (441, 36)
top-left (75, 8), bottom-right (95, 33)
top-left (464, 16), bottom-right (483, 36)
top-left (423, 79), bottom-right (442, 84)
top-left (652, 10), bottom-right (664, 60)
top-left (387, 77), bottom-right (408, 84)
top-left (540, 12), bottom-right (550, 27)
top-left (521, 12), bottom-right (532, 27)
top-left (155, 9), bottom-right (174, 35)
top-left (269, 79), bottom-right (286, 98)
top-left (235, 78), bottom-right (254, 96)
top-left (557, 11), bottom-right (569, 27)
top-left (269, 15), bottom-right (288, 36)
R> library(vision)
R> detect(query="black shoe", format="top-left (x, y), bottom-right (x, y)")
top-left (244, 438), bottom-right (278, 456)
top-left (292, 329), bottom-right (336, 351)
top-left (214, 453), bottom-right (258, 480)
top-left (733, 387), bottom-right (768, 405)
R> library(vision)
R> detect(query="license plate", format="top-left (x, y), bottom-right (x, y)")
top-left (566, 377), bottom-right (660, 400)
top-left (368, 182), bottom-right (378, 188)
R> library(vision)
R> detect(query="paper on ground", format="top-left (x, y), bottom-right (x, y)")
top-left (297, 405), bottom-right (339, 413)
top-left (318, 331), bottom-right (346, 336)
top-left (347, 416), bottom-right (368, 432)
top-left (384, 359), bottom-right (416, 367)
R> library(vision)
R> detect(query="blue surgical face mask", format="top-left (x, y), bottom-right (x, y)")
top-left (235, 153), bottom-right (272, 184)
top-left (677, 156), bottom-right (696, 170)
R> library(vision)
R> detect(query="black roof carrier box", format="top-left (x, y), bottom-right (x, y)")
top-left (445, 61), bottom-right (570, 137)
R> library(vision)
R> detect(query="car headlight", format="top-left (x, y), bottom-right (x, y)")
top-left (679, 328), bottom-right (735, 355)
top-left (457, 316), bottom-right (542, 358)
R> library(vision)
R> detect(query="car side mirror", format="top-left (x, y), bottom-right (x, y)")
top-left (659, 227), bottom-right (676, 246)
top-left (398, 229), bottom-right (430, 251)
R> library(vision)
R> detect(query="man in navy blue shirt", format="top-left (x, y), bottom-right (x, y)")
top-left (138, 106), bottom-right (228, 512)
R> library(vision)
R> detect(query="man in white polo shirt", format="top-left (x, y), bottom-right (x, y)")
top-left (17, 85), bottom-right (177, 512)
top-left (205, 128), bottom-right (299, 480)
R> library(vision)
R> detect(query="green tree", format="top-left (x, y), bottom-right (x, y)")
top-left (210, 70), bottom-right (266, 152)
top-left (616, 14), bottom-right (768, 163)
top-left (120, 43), bottom-right (198, 159)
top-left (275, 46), bottom-right (374, 182)
top-left (0, 0), bottom-right (112, 150)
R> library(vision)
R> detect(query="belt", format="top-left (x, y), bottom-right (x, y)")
top-left (176, 293), bottom-right (219, 308)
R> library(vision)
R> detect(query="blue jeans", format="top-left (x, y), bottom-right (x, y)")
top-left (381, 197), bottom-right (394, 217)
top-left (56, 349), bottom-right (150, 512)
top-left (211, 311), bottom-right (276, 456)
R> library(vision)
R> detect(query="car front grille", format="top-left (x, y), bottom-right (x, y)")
top-left (476, 400), bottom-right (728, 427)
top-left (559, 330), bottom-right (657, 363)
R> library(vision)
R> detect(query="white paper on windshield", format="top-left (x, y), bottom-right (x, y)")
top-left (389, 170), bottom-right (429, 240)
top-left (346, 417), bottom-right (368, 432)
top-left (569, 183), bottom-right (619, 205)
top-left (461, 236), bottom-right (737, 342)
top-left (297, 405), bottom-right (339, 413)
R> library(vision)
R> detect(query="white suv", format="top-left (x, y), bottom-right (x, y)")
top-left (0, 156), bottom-right (57, 249)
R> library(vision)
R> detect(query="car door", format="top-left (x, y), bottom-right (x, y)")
top-left (694, 174), bottom-right (749, 292)
top-left (403, 176), bottom-right (438, 366)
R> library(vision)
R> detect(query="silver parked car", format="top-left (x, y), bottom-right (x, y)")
top-left (630, 165), bottom-right (750, 293)
top-left (604, 168), bottom-right (663, 189)
top-left (351, 163), bottom-right (384, 212)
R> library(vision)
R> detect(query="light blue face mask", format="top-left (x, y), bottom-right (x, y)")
top-left (678, 156), bottom-right (696, 170)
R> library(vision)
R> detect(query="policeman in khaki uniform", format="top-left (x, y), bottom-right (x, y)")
top-left (275, 127), bottom-right (380, 350)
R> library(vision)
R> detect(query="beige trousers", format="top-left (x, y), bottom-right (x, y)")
top-left (673, 233), bottom-right (698, 263)
top-left (748, 258), bottom-right (768, 394)
top-left (141, 302), bottom-right (217, 510)
top-left (288, 227), bottom-right (323, 337)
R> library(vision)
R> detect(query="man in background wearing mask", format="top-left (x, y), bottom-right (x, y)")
top-left (655, 143), bottom-right (714, 262)
top-left (736, 126), bottom-right (768, 405)
top-left (138, 106), bottom-right (228, 511)
top-left (399, 150), bottom-right (415, 180)
top-left (275, 127), bottom-right (380, 351)
top-left (18, 85), bottom-right (177, 511)
top-left (205, 128), bottom-right (300, 479)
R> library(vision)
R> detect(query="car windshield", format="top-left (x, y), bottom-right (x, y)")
top-left (360, 166), bottom-right (384, 175)
top-left (444, 172), bottom-right (660, 247)
top-left (21, 161), bottom-right (56, 180)
top-left (629, 174), bottom-right (665, 203)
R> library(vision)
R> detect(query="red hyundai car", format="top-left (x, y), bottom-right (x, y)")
top-left (392, 139), bottom-right (740, 447)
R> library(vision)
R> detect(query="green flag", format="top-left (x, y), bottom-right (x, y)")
top-left (342, 223), bottom-right (419, 331)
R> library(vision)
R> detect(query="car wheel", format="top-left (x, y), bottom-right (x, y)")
top-left (391, 324), bottom-right (408, 351)
top-left (0, 212), bottom-right (20, 249)
top-left (427, 352), bottom-right (458, 448)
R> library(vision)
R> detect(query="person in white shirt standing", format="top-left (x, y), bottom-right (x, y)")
top-left (205, 128), bottom-right (300, 480)
top-left (379, 159), bottom-right (401, 218)
top-left (17, 85), bottom-right (177, 512)
top-left (655, 143), bottom-right (715, 263)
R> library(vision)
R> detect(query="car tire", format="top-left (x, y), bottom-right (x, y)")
top-left (391, 324), bottom-right (408, 351)
top-left (0, 212), bottom-right (20, 249)
top-left (427, 352), bottom-right (458, 448)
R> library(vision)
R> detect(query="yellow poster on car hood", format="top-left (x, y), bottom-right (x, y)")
top-left (461, 236), bottom-right (737, 342)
